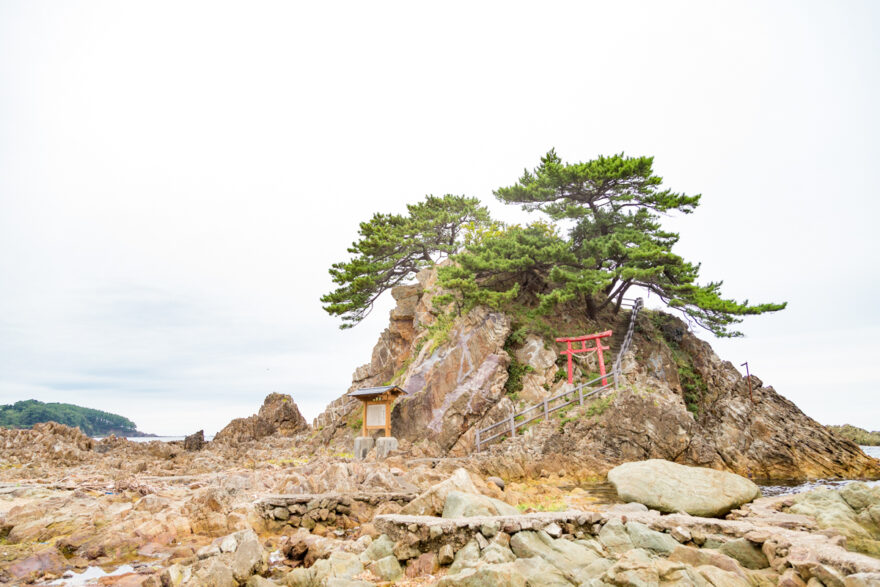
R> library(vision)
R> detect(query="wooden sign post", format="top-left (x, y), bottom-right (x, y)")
top-left (347, 385), bottom-right (407, 437)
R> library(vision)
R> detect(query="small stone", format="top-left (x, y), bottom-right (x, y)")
top-left (369, 555), bottom-right (403, 582)
top-left (502, 521), bottom-right (521, 534)
top-left (272, 507), bottom-right (289, 521)
top-left (475, 533), bottom-right (489, 550)
top-left (481, 521), bottom-right (500, 538)
top-left (360, 534), bottom-right (394, 562)
top-left (405, 552), bottom-right (439, 578)
top-left (671, 526), bottom-right (691, 543)
top-left (438, 544), bottom-right (454, 566)
top-left (219, 534), bottom-right (239, 553)
top-left (429, 525), bottom-right (443, 540)
top-left (407, 523), bottom-right (418, 533)
top-left (744, 530), bottom-right (770, 544)
top-left (544, 522), bottom-right (562, 538)
top-left (393, 540), bottom-right (420, 562)
top-left (492, 532), bottom-right (511, 548)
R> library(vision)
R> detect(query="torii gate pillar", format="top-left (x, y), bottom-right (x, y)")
top-left (555, 330), bottom-right (613, 385)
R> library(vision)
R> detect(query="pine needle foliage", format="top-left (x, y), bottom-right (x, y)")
top-left (321, 195), bottom-right (491, 328)
top-left (323, 151), bottom-right (786, 337)
top-left (485, 150), bottom-right (786, 336)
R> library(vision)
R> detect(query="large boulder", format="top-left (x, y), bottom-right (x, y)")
top-left (214, 393), bottom-right (309, 444)
top-left (607, 459), bottom-right (760, 517)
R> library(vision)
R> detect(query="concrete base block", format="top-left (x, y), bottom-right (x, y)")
top-left (376, 437), bottom-right (399, 459)
top-left (354, 437), bottom-right (375, 460)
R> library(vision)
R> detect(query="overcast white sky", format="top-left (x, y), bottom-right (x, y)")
top-left (1, 1), bottom-right (878, 435)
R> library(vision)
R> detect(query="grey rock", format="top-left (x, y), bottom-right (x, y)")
top-left (480, 543), bottom-right (516, 564)
top-left (232, 529), bottom-right (268, 582)
top-left (438, 544), bottom-right (455, 566)
top-left (449, 540), bottom-right (481, 575)
top-left (513, 557), bottom-right (577, 586)
top-left (719, 538), bottom-right (770, 570)
top-left (436, 562), bottom-right (527, 587)
top-left (369, 555), bottom-right (403, 582)
top-left (544, 522), bottom-right (563, 538)
top-left (481, 520), bottom-right (500, 538)
top-left (510, 530), bottom-right (604, 584)
top-left (608, 459), bottom-right (761, 517)
top-left (311, 552), bottom-right (364, 584)
top-left (598, 519), bottom-right (635, 555)
top-left (360, 534), bottom-right (394, 562)
top-left (626, 521), bottom-right (679, 555)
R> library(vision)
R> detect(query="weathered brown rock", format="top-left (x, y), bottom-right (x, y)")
top-left (213, 393), bottom-right (309, 444)
top-left (528, 312), bottom-right (880, 481)
top-left (183, 430), bottom-right (205, 451)
top-left (392, 306), bottom-right (511, 454)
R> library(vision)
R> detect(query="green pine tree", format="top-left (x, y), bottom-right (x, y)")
top-left (321, 194), bottom-right (491, 328)
top-left (488, 150), bottom-right (785, 336)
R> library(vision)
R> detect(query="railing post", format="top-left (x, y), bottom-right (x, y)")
top-left (543, 399), bottom-right (549, 420)
top-left (578, 387), bottom-right (583, 406)
top-left (509, 414), bottom-right (515, 438)
top-left (475, 429), bottom-right (481, 452)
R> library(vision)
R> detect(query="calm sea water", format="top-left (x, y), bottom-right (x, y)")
top-left (92, 435), bottom-right (213, 442)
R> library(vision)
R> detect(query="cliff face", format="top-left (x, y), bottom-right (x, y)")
top-left (316, 268), bottom-right (880, 480)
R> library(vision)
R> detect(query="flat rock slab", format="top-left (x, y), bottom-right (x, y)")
top-left (607, 459), bottom-right (761, 517)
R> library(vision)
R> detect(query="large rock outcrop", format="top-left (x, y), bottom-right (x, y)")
top-left (214, 393), bottom-right (309, 444)
top-left (317, 267), bottom-right (880, 480)
top-left (531, 312), bottom-right (880, 480)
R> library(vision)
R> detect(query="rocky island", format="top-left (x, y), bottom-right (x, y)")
top-left (2, 153), bottom-right (879, 586)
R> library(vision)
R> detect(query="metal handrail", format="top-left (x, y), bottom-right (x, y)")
top-left (474, 298), bottom-right (643, 452)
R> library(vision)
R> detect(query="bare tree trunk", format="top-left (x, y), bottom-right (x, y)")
top-left (585, 294), bottom-right (597, 320)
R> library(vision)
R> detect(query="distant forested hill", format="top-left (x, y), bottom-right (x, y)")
top-left (0, 400), bottom-right (149, 436)
top-left (828, 424), bottom-right (880, 446)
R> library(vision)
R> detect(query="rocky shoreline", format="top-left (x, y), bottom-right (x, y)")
top-left (1, 418), bottom-right (879, 586)
top-left (3, 272), bottom-right (880, 585)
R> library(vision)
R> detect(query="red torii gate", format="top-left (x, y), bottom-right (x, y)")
top-left (556, 330), bottom-right (613, 385)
